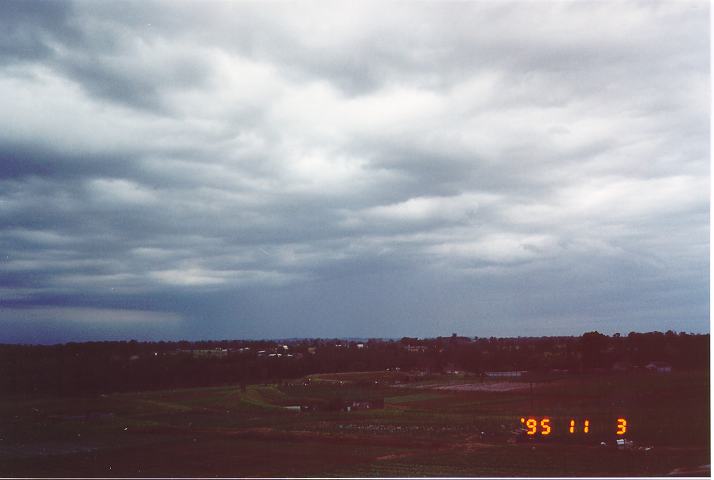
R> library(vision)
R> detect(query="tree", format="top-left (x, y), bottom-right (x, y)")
top-left (580, 331), bottom-right (609, 369)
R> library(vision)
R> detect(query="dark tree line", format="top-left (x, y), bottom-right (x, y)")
top-left (0, 331), bottom-right (707, 396)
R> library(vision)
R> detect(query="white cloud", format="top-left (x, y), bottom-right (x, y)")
top-left (88, 178), bottom-right (158, 205)
top-left (427, 233), bottom-right (558, 264)
top-left (149, 267), bottom-right (303, 287)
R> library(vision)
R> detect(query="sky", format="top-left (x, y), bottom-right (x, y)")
top-left (0, 0), bottom-right (709, 344)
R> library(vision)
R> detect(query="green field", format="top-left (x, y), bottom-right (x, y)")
top-left (0, 371), bottom-right (708, 477)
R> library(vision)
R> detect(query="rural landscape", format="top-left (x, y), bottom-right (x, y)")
top-left (0, 332), bottom-right (709, 477)
top-left (1, 1), bottom-right (709, 477)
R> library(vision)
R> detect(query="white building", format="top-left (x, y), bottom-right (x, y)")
top-left (485, 371), bottom-right (527, 377)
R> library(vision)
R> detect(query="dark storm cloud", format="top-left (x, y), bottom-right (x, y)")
top-left (0, 1), bottom-right (708, 342)
top-left (0, 0), bottom-right (79, 63)
top-left (1, 0), bottom-right (213, 112)
top-left (0, 141), bottom-right (144, 180)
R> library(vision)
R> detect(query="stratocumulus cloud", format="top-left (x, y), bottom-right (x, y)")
top-left (0, 0), bottom-right (708, 343)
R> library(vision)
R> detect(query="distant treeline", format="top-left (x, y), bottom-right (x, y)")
top-left (0, 331), bottom-right (707, 396)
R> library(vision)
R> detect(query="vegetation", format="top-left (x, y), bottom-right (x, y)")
top-left (0, 331), bottom-right (708, 476)
top-left (0, 331), bottom-right (707, 395)
top-left (0, 369), bottom-right (708, 477)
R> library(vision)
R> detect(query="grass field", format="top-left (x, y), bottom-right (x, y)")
top-left (0, 370), bottom-right (708, 477)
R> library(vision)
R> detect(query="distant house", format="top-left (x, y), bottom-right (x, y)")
top-left (300, 398), bottom-right (385, 413)
top-left (645, 361), bottom-right (672, 373)
top-left (180, 348), bottom-right (228, 358)
top-left (345, 398), bottom-right (384, 412)
top-left (405, 345), bottom-right (428, 353)
top-left (443, 363), bottom-right (458, 374)
top-left (485, 371), bottom-right (527, 378)
top-left (612, 361), bottom-right (633, 372)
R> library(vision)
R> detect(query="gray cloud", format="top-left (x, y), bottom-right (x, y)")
top-left (0, 0), bottom-right (708, 342)
top-left (0, 1), bottom-right (79, 63)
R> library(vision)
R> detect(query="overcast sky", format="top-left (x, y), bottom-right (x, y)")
top-left (0, 0), bottom-right (709, 344)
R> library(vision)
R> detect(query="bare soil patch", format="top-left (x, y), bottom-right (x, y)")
top-left (398, 382), bottom-right (532, 392)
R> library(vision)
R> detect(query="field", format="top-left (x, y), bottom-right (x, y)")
top-left (0, 370), bottom-right (709, 477)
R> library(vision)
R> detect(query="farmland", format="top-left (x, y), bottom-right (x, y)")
top-left (0, 370), bottom-right (708, 477)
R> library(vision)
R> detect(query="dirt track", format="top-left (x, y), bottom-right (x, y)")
top-left (394, 381), bottom-right (533, 392)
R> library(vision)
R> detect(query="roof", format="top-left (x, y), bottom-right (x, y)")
top-left (646, 361), bottom-right (672, 367)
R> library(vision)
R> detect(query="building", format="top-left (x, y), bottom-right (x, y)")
top-left (485, 371), bottom-right (527, 377)
top-left (405, 345), bottom-right (428, 353)
top-left (179, 348), bottom-right (228, 358)
top-left (612, 361), bottom-right (633, 372)
top-left (345, 398), bottom-right (384, 412)
top-left (645, 361), bottom-right (672, 373)
top-left (298, 398), bottom-right (385, 412)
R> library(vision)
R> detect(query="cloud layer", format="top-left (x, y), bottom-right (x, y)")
top-left (0, 1), bottom-right (708, 343)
